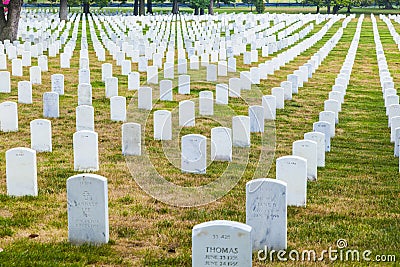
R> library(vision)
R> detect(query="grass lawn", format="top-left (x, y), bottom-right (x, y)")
top-left (0, 11), bottom-right (399, 266)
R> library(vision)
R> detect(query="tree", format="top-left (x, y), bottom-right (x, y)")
top-left (59, 0), bottom-right (68, 20)
top-left (171, 0), bottom-right (179, 14)
top-left (380, 0), bottom-right (393, 8)
top-left (83, 0), bottom-right (90, 13)
top-left (134, 0), bottom-right (138, 15)
top-left (81, 0), bottom-right (108, 14)
top-left (186, 0), bottom-right (208, 14)
top-left (303, 0), bottom-right (324, 12)
top-left (254, 0), bottom-right (264, 13)
top-left (242, 0), bottom-right (254, 11)
top-left (139, 0), bottom-right (145, 14)
top-left (208, 0), bottom-right (214, 15)
top-left (0, 0), bottom-right (23, 42)
top-left (146, 0), bottom-right (152, 14)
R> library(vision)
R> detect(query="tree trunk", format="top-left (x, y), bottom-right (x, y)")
top-left (347, 5), bottom-right (351, 13)
top-left (327, 4), bottom-right (331, 13)
top-left (172, 0), bottom-right (179, 14)
top-left (59, 0), bottom-right (68, 21)
top-left (194, 6), bottom-right (199, 15)
top-left (333, 4), bottom-right (340, 14)
top-left (134, 0), bottom-right (139, 15)
top-left (316, 5), bottom-right (320, 13)
top-left (384, 0), bottom-right (393, 9)
top-left (200, 8), bottom-right (204, 15)
top-left (208, 0), bottom-right (214, 14)
top-left (147, 0), bottom-right (153, 14)
top-left (139, 0), bottom-right (145, 15)
top-left (83, 2), bottom-right (90, 14)
top-left (0, 0), bottom-right (23, 42)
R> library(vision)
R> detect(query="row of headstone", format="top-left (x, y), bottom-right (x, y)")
top-left (268, 16), bottom-right (362, 209)
top-left (372, 16), bottom-right (400, 165)
top-left (256, 17), bottom-right (348, 123)
top-left (190, 17), bottom-right (356, 265)
top-left (93, 13), bottom-right (317, 70)
top-left (87, 12), bottom-right (332, 90)
top-left (191, 16), bottom-right (363, 265)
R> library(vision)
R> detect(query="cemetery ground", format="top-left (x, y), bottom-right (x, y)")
top-left (0, 13), bottom-right (399, 266)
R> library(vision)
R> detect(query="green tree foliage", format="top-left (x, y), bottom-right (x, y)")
top-left (242, 0), bottom-right (264, 13)
top-left (80, 0), bottom-right (109, 13)
top-left (242, 0), bottom-right (254, 11)
top-left (187, 0), bottom-right (209, 14)
top-left (254, 0), bottom-right (264, 13)
top-left (304, 0), bottom-right (375, 13)
top-left (377, 0), bottom-right (394, 8)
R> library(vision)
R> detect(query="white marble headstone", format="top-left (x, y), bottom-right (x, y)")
top-left (29, 66), bottom-right (42, 84)
top-left (179, 100), bottom-right (195, 127)
top-left (0, 71), bottom-right (11, 93)
top-left (153, 110), bottom-right (172, 140)
top-left (292, 140), bottom-right (318, 181)
top-left (287, 74), bottom-right (299, 94)
top-left (18, 81), bottom-right (32, 104)
top-left (138, 86), bottom-right (153, 110)
top-left (240, 71), bottom-right (251, 90)
top-left (0, 54), bottom-right (6, 70)
top-left (271, 87), bottom-right (284, 109)
top-left (281, 81), bottom-right (292, 100)
top-left (276, 155), bottom-right (307, 207)
top-left (0, 101), bottom-right (18, 132)
top-left (105, 77), bottom-right (118, 98)
top-left (101, 63), bottom-right (112, 82)
top-left (122, 123), bottom-right (141, 156)
top-left (178, 75), bottom-right (190, 95)
top-left (147, 65), bottom-right (158, 84)
top-left (30, 119), bottom-right (52, 152)
top-left (164, 62), bottom-right (174, 79)
top-left (78, 83), bottom-right (92, 106)
top-left (211, 127), bottom-right (232, 161)
top-left (6, 147), bottom-right (38, 196)
top-left (78, 69), bottom-right (90, 86)
top-left (246, 178), bottom-right (287, 251)
top-left (313, 121), bottom-right (331, 152)
top-left (51, 74), bottom-right (65, 95)
top-left (110, 96), bottom-right (126, 122)
top-left (128, 72), bottom-right (140, 91)
top-left (232, 115), bottom-right (250, 147)
top-left (73, 130), bottom-right (99, 172)
top-left (67, 174), bottom-right (109, 244)
top-left (181, 134), bottom-right (207, 174)
top-left (207, 64), bottom-right (217, 82)
top-left (249, 105), bottom-right (264, 133)
top-left (319, 111), bottom-right (336, 137)
top-left (160, 79), bottom-right (173, 101)
top-left (38, 55), bottom-right (48, 72)
top-left (229, 78), bottom-right (241, 98)
top-left (43, 92), bottom-right (59, 118)
top-left (304, 131), bottom-right (325, 167)
top-left (216, 84), bottom-right (228, 105)
top-left (76, 105), bottom-right (95, 131)
top-left (12, 59), bottom-right (23, 76)
top-left (192, 220), bottom-right (252, 267)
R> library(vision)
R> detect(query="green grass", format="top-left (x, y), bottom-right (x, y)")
top-left (0, 12), bottom-right (398, 267)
